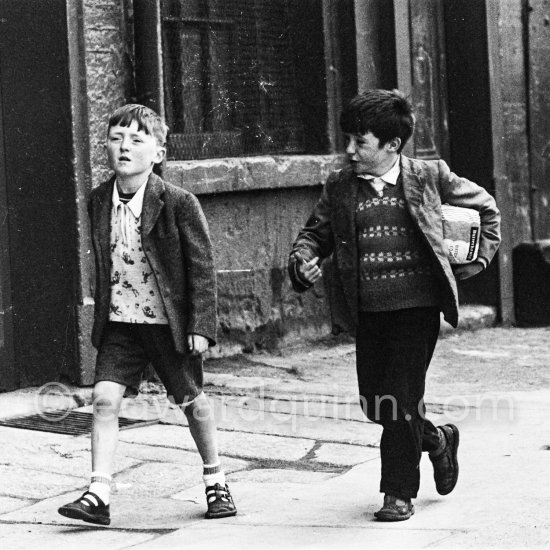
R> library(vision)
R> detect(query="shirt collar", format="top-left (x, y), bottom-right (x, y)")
top-left (358, 155), bottom-right (401, 185)
top-left (112, 178), bottom-right (148, 218)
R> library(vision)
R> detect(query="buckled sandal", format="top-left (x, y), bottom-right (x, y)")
top-left (58, 491), bottom-right (111, 525)
top-left (205, 483), bottom-right (237, 519)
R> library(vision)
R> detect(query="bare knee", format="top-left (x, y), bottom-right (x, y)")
top-left (93, 381), bottom-right (125, 420)
top-left (181, 392), bottom-right (211, 419)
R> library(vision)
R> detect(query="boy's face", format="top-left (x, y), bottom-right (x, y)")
top-left (345, 131), bottom-right (400, 176)
top-left (106, 120), bottom-right (165, 179)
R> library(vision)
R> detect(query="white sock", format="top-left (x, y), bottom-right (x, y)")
top-left (89, 471), bottom-right (111, 505)
top-left (203, 462), bottom-right (225, 488)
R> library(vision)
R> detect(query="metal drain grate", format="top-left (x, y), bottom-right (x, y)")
top-left (0, 410), bottom-right (158, 436)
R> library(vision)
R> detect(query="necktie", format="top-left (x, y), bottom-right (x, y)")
top-left (369, 177), bottom-right (386, 197)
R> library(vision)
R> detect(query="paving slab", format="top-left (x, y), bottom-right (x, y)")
top-left (130, 522), bottom-right (456, 550)
top-left (116, 441), bottom-right (204, 465)
top-left (0, 465), bottom-right (86, 500)
top-left (118, 424), bottom-right (316, 462)
top-left (2, 492), bottom-right (205, 531)
top-left (0, 496), bottom-right (35, 514)
top-left (0, 427), bottom-right (140, 479)
top-left (0, 522), bottom-right (157, 550)
top-left (159, 396), bottom-right (383, 447)
top-left (116, 441), bottom-right (250, 476)
top-left (171, 460), bottom-right (383, 528)
top-left (113, 462), bottom-right (208, 498)
top-left (112, 456), bottom-right (248, 498)
top-left (310, 442), bottom-right (379, 466)
top-left (226, 468), bottom-right (338, 484)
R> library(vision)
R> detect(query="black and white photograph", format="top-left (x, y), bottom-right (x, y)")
top-left (0, 1), bottom-right (549, 549)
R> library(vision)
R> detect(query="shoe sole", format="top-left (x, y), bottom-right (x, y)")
top-left (58, 506), bottom-right (111, 526)
top-left (205, 509), bottom-right (238, 519)
top-left (438, 424), bottom-right (459, 496)
top-left (375, 506), bottom-right (415, 522)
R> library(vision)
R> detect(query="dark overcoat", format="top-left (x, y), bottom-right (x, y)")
top-left (288, 155), bottom-right (501, 333)
top-left (88, 172), bottom-right (217, 353)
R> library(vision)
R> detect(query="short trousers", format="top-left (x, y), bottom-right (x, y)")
top-left (95, 322), bottom-right (204, 405)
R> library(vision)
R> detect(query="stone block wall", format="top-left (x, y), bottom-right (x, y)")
top-left (165, 155), bottom-right (347, 354)
top-left (83, 0), bottom-right (133, 186)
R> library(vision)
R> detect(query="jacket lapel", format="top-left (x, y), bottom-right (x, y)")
top-left (141, 173), bottom-right (165, 236)
top-left (94, 178), bottom-right (115, 279)
top-left (334, 167), bottom-right (359, 243)
top-left (334, 169), bottom-right (359, 323)
top-left (401, 155), bottom-right (426, 217)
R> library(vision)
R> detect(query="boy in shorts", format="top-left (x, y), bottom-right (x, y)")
top-left (58, 104), bottom-right (236, 525)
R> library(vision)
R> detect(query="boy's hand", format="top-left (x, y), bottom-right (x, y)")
top-left (454, 261), bottom-right (484, 280)
top-left (187, 334), bottom-right (209, 355)
top-left (297, 256), bottom-right (322, 284)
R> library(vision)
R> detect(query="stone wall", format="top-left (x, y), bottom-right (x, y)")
top-left (165, 155), bottom-right (347, 354)
top-left (83, 0), bottom-right (133, 186)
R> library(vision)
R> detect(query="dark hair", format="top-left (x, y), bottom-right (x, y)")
top-left (339, 89), bottom-right (415, 153)
top-left (108, 104), bottom-right (169, 146)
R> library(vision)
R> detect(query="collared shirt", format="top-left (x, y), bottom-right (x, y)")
top-left (358, 155), bottom-right (401, 197)
top-left (112, 178), bottom-right (148, 247)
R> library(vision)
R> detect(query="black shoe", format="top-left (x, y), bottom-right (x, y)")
top-left (374, 494), bottom-right (415, 522)
top-left (429, 423), bottom-right (460, 495)
top-left (205, 483), bottom-right (237, 519)
top-left (58, 491), bottom-right (111, 525)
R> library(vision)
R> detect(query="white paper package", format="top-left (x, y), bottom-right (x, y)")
top-left (441, 204), bottom-right (481, 264)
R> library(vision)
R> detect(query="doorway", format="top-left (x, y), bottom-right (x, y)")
top-left (0, 70), bottom-right (15, 390)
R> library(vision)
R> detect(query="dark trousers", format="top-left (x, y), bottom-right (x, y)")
top-left (356, 307), bottom-right (441, 499)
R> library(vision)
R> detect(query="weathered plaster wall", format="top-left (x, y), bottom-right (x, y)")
top-left (165, 155), bottom-right (347, 354)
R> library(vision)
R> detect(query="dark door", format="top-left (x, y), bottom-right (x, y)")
top-left (0, 0), bottom-right (78, 388)
top-left (394, 0), bottom-right (449, 161)
top-left (394, 0), bottom-right (499, 308)
top-left (0, 71), bottom-right (15, 390)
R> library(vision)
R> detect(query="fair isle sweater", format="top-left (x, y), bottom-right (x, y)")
top-left (356, 177), bottom-right (441, 312)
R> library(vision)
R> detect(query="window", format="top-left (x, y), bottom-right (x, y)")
top-left (160, 0), bottom-right (339, 160)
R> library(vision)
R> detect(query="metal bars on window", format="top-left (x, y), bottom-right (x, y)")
top-left (161, 0), bottom-right (306, 160)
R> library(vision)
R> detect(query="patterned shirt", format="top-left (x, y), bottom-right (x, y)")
top-left (108, 181), bottom-right (169, 324)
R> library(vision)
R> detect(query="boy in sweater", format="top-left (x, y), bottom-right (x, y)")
top-left (58, 104), bottom-right (236, 525)
top-left (288, 89), bottom-right (500, 520)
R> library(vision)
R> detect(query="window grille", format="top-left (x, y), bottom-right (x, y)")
top-left (161, 0), bottom-right (308, 160)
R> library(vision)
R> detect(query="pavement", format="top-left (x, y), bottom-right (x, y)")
top-left (1, 305), bottom-right (550, 550)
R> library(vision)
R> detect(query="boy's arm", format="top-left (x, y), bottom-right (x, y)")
top-left (288, 175), bottom-right (336, 292)
top-left (438, 159), bottom-right (501, 271)
top-left (177, 193), bottom-right (217, 347)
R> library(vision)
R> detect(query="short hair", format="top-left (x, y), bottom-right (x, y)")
top-left (339, 89), bottom-right (415, 153)
top-left (108, 104), bottom-right (169, 146)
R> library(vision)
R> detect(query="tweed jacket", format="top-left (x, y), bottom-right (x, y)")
top-left (288, 155), bottom-right (501, 332)
top-left (88, 172), bottom-right (217, 353)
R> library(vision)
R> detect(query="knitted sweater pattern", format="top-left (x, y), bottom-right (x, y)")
top-left (356, 178), bottom-right (441, 312)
